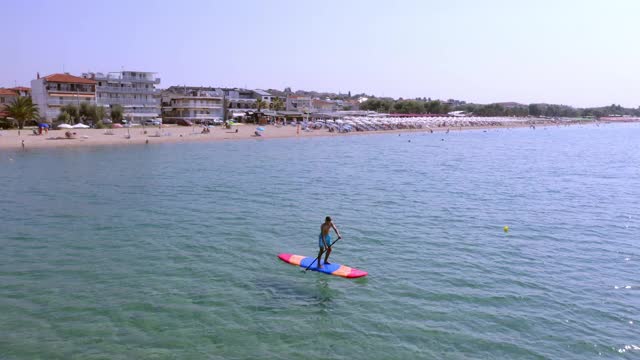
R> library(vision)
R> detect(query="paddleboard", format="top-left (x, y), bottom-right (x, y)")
top-left (278, 253), bottom-right (368, 278)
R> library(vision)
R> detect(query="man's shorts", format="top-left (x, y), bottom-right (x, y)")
top-left (318, 234), bottom-right (332, 249)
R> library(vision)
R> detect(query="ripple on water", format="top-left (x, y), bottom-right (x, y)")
top-left (1, 124), bottom-right (640, 358)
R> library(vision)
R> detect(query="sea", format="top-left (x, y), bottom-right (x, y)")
top-left (1, 123), bottom-right (639, 359)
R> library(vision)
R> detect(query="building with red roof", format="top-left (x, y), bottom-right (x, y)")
top-left (0, 89), bottom-right (20, 118)
top-left (31, 73), bottom-right (97, 121)
top-left (9, 86), bottom-right (31, 97)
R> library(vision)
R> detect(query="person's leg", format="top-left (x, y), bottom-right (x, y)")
top-left (324, 246), bottom-right (332, 264)
top-left (317, 248), bottom-right (324, 268)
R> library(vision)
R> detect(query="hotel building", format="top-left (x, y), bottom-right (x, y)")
top-left (31, 73), bottom-right (97, 121)
top-left (161, 87), bottom-right (223, 123)
top-left (83, 71), bottom-right (160, 123)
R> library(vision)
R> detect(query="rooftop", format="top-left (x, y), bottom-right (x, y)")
top-left (254, 89), bottom-right (272, 96)
top-left (0, 88), bottom-right (19, 96)
top-left (44, 73), bottom-right (97, 85)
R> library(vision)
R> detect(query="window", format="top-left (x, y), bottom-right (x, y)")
top-left (0, 97), bottom-right (4, 103)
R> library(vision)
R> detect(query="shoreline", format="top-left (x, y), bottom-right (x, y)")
top-left (0, 119), bottom-right (635, 151)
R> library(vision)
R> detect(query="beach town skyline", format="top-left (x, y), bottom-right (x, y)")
top-left (2, 0), bottom-right (640, 108)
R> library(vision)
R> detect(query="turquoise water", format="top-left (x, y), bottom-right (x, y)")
top-left (1, 123), bottom-right (639, 359)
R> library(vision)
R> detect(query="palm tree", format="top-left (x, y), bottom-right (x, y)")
top-left (271, 97), bottom-right (285, 111)
top-left (256, 99), bottom-right (266, 112)
top-left (5, 96), bottom-right (40, 129)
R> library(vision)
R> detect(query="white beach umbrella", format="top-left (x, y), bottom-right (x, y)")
top-left (57, 124), bottom-right (73, 129)
top-left (72, 123), bottom-right (90, 129)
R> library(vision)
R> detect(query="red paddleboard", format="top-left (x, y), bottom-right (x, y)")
top-left (278, 253), bottom-right (368, 278)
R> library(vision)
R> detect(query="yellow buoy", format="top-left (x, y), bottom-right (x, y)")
top-left (503, 226), bottom-right (509, 233)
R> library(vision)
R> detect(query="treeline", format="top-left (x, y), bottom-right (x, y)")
top-left (269, 87), bottom-right (372, 101)
top-left (56, 103), bottom-right (124, 125)
top-left (360, 98), bottom-right (640, 118)
top-left (360, 99), bottom-right (452, 114)
top-left (467, 103), bottom-right (640, 118)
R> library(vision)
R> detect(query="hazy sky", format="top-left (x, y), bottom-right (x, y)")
top-left (2, 0), bottom-right (639, 107)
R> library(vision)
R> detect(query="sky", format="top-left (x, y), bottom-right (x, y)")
top-left (2, 0), bottom-right (640, 107)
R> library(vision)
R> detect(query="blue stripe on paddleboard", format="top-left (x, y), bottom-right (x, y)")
top-left (299, 256), bottom-right (341, 274)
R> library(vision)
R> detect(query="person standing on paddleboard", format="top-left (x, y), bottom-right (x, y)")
top-left (318, 216), bottom-right (342, 269)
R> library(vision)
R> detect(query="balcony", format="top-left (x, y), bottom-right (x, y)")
top-left (47, 98), bottom-right (96, 106)
top-left (172, 102), bottom-right (222, 108)
top-left (47, 86), bottom-right (95, 94)
top-left (123, 108), bottom-right (159, 114)
top-left (121, 76), bottom-right (161, 84)
top-left (96, 86), bottom-right (159, 95)
top-left (97, 98), bottom-right (158, 106)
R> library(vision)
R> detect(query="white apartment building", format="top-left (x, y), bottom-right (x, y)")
top-left (162, 87), bottom-right (224, 123)
top-left (31, 73), bottom-right (97, 121)
top-left (224, 89), bottom-right (257, 110)
top-left (83, 70), bottom-right (160, 122)
top-left (285, 95), bottom-right (313, 112)
top-left (254, 89), bottom-right (274, 103)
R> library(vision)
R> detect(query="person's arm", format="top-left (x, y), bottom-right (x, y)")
top-left (332, 223), bottom-right (342, 239)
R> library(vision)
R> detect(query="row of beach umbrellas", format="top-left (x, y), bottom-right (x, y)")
top-left (56, 123), bottom-right (90, 129)
top-left (303, 116), bottom-right (532, 133)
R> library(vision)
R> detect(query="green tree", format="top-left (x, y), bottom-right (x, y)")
top-left (79, 102), bottom-right (92, 122)
top-left (4, 96), bottom-right (40, 129)
top-left (475, 104), bottom-right (505, 117)
top-left (394, 100), bottom-right (425, 114)
top-left (60, 104), bottom-right (79, 123)
top-left (360, 98), bottom-right (394, 112)
top-left (529, 104), bottom-right (541, 117)
top-left (56, 112), bottom-right (72, 124)
top-left (425, 101), bottom-right (442, 114)
top-left (270, 97), bottom-right (285, 111)
top-left (110, 105), bottom-right (124, 123)
top-left (90, 105), bottom-right (106, 122)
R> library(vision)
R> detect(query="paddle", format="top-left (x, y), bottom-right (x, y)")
top-left (303, 237), bottom-right (341, 272)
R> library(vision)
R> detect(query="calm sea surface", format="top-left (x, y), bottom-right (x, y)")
top-left (1, 123), bottom-right (639, 359)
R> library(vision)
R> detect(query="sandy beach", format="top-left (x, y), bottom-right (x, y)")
top-left (0, 120), bottom-right (629, 151)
